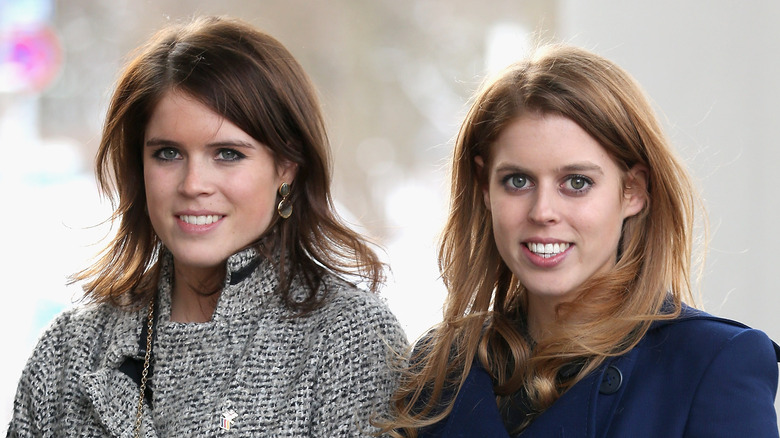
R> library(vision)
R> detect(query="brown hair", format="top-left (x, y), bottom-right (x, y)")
top-left (384, 44), bottom-right (700, 435)
top-left (72, 16), bottom-right (384, 312)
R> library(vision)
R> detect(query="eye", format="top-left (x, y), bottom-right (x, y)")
top-left (153, 147), bottom-right (180, 161)
top-left (502, 174), bottom-right (531, 191)
top-left (216, 149), bottom-right (245, 161)
top-left (563, 175), bottom-right (593, 193)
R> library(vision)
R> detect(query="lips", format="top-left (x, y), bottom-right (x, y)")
top-left (178, 214), bottom-right (223, 225)
top-left (525, 242), bottom-right (571, 258)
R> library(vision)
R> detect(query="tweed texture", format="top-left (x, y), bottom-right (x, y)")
top-left (7, 247), bottom-right (408, 437)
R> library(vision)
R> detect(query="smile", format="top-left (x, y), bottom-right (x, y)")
top-left (526, 242), bottom-right (571, 258)
top-left (179, 215), bottom-right (223, 225)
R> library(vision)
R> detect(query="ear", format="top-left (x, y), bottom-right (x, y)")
top-left (474, 155), bottom-right (491, 211)
top-left (277, 160), bottom-right (298, 183)
top-left (622, 164), bottom-right (648, 219)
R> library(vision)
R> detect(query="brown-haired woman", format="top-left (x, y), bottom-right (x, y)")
top-left (383, 44), bottom-right (779, 437)
top-left (7, 16), bottom-right (406, 437)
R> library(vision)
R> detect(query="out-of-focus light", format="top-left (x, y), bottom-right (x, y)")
top-left (0, 25), bottom-right (62, 93)
top-left (0, 0), bottom-right (54, 27)
top-left (485, 22), bottom-right (531, 76)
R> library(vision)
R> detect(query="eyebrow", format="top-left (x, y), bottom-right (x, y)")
top-left (144, 138), bottom-right (257, 149)
top-left (493, 162), bottom-right (605, 175)
top-left (559, 162), bottom-right (604, 174)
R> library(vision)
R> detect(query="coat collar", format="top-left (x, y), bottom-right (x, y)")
top-left (518, 306), bottom-right (780, 437)
top-left (518, 347), bottom-right (640, 437)
top-left (516, 306), bottom-right (683, 437)
top-left (81, 246), bottom-right (272, 437)
top-left (81, 304), bottom-right (159, 437)
top-left (649, 304), bottom-right (780, 360)
top-left (155, 246), bottom-right (279, 325)
top-left (83, 365), bottom-right (160, 438)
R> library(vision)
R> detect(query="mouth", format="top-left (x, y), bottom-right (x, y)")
top-left (525, 242), bottom-right (571, 258)
top-left (178, 214), bottom-right (223, 225)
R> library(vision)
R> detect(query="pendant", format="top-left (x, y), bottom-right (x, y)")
top-left (220, 409), bottom-right (238, 431)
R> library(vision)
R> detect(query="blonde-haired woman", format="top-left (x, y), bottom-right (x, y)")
top-left (384, 44), bottom-right (779, 437)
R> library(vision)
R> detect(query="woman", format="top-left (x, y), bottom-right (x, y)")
top-left (384, 44), bottom-right (780, 437)
top-left (7, 16), bottom-right (407, 437)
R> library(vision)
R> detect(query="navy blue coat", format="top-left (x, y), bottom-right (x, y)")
top-left (419, 309), bottom-right (780, 437)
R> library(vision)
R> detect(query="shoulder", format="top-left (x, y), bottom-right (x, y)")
top-left (633, 306), bottom-right (780, 400)
top-left (19, 304), bottom-right (123, 375)
top-left (631, 307), bottom-right (780, 435)
top-left (13, 303), bottom-right (124, 401)
top-left (647, 306), bottom-right (780, 362)
top-left (305, 274), bottom-right (408, 351)
top-left (27, 303), bottom-right (119, 356)
top-left (318, 276), bottom-right (402, 329)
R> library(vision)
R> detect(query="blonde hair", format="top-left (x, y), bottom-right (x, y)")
top-left (383, 44), bottom-right (699, 435)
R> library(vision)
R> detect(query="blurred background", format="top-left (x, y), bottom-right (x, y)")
top-left (2, 0), bottom-right (779, 431)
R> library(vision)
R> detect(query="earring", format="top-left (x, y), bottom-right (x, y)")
top-left (277, 182), bottom-right (292, 219)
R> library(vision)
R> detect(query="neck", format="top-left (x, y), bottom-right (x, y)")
top-left (170, 289), bottom-right (221, 323)
top-left (170, 264), bottom-right (223, 323)
top-left (526, 296), bottom-right (560, 343)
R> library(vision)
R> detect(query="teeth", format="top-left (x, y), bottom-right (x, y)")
top-left (527, 242), bottom-right (570, 258)
top-left (180, 215), bottom-right (222, 225)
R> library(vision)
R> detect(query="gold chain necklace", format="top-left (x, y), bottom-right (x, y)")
top-left (134, 298), bottom-right (155, 438)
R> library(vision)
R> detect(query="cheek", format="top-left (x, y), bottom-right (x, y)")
top-left (142, 170), bottom-right (162, 210)
top-left (576, 206), bottom-right (625, 245)
top-left (492, 209), bottom-right (512, 235)
top-left (249, 194), bottom-right (277, 221)
top-left (143, 186), bottom-right (168, 229)
top-left (143, 170), bottom-right (173, 209)
top-left (490, 192), bottom-right (522, 221)
top-left (489, 205), bottom-right (520, 270)
top-left (143, 162), bottom-right (168, 194)
top-left (232, 179), bottom-right (279, 221)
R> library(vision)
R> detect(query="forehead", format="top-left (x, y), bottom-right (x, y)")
top-left (489, 113), bottom-right (618, 173)
top-left (145, 90), bottom-right (244, 142)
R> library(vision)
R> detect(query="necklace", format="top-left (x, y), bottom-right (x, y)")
top-left (134, 298), bottom-right (155, 438)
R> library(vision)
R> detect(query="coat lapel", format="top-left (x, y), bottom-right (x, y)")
top-left (82, 306), bottom-right (160, 437)
top-left (518, 347), bottom-right (640, 438)
top-left (520, 308), bottom-right (780, 437)
top-left (518, 369), bottom-right (598, 438)
top-left (83, 368), bottom-right (160, 438)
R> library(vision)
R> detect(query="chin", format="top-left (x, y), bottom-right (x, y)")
top-left (523, 280), bottom-right (576, 300)
top-left (170, 253), bottom-right (229, 270)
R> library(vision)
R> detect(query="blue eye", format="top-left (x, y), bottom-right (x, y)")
top-left (216, 149), bottom-right (245, 161)
top-left (507, 175), bottom-right (529, 189)
top-left (154, 147), bottom-right (180, 161)
top-left (563, 175), bottom-right (593, 193)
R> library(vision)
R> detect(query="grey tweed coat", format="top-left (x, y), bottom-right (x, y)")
top-left (7, 248), bottom-right (408, 437)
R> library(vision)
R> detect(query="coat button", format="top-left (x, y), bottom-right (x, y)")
top-left (599, 365), bottom-right (622, 395)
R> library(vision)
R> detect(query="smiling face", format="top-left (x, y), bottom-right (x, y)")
top-left (480, 112), bottom-right (645, 318)
top-left (143, 90), bottom-right (295, 281)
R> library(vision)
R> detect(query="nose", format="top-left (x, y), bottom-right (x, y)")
top-left (178, 159), bottom-right (214, 197)
top-left (528, 186), bottom-right (560, 225)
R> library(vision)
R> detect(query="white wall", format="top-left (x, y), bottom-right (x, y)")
top-left (558, 0), bottom-right (780, 342)
top-left (557, 0), bottom-right (780, 422)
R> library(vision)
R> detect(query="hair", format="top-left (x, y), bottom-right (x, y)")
top-left (71, 16), bottom-right (385, 312)
top-left (382, 44), bottom-right (701, 436)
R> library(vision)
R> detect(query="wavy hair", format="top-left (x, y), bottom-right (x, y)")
top-left (383, 44), bottom-right (700, 435)
top-left (72, 16), bottom-right (384, 312)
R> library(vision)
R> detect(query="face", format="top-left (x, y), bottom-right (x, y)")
top-left (480, 112), bottom-right (645, 310)
top-left (143, 90), bottom-right (295, 279)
